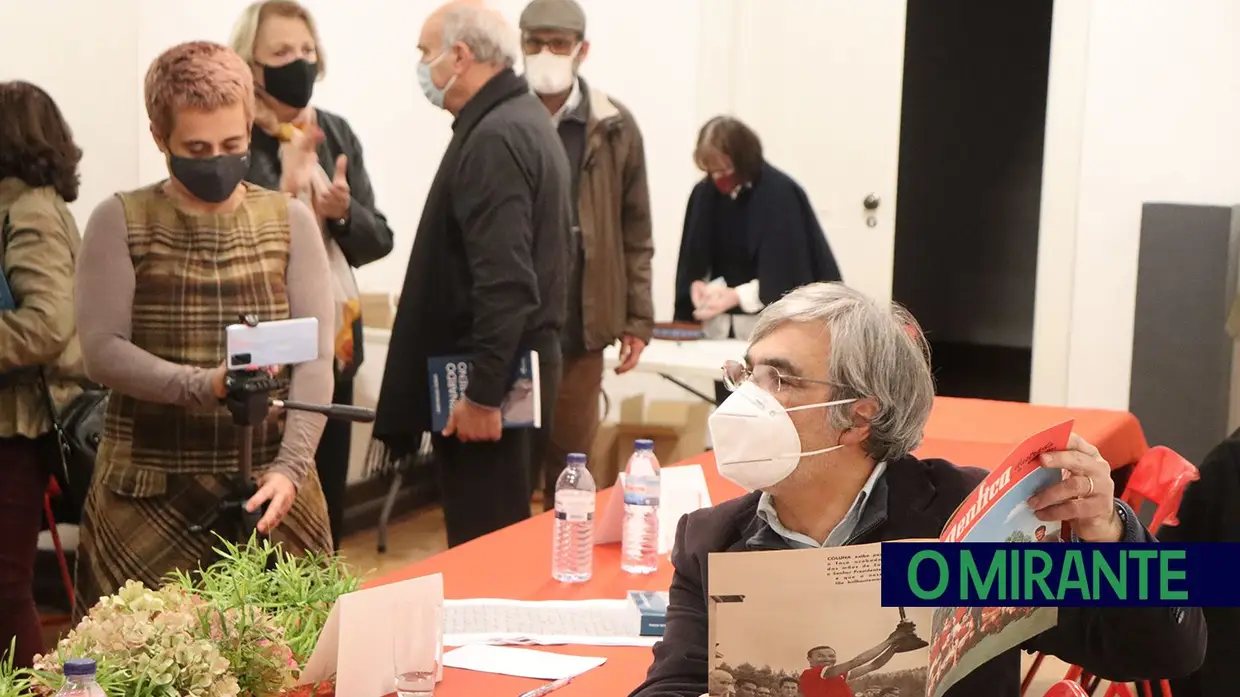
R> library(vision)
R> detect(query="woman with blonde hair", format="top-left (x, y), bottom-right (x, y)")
top-left (230, 0), bottom-right (394, 549)
top-left (74, 41), bottom-right (335, 609)
top-left (0, 80), bottom-right (84, 668)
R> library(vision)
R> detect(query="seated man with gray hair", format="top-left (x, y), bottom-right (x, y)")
top-left (629, 282), bottom-right (1205, 697)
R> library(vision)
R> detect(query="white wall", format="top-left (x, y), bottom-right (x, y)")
top-left (3, 0), bottom-right (712, 321)
top-left (0, 0), bottom-right (141, 227)
top-left (14, 0), bottom-right (1240, 414)
top-left (1037, 0), bottom-right (1240, 409)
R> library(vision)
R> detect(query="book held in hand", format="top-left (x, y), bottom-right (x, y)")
top-left (427, 350), bottom-right (541, 432)
top-left (707, 420), bottom-right (1075, 697)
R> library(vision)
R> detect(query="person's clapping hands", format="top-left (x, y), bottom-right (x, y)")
top-left (278, 123), bottom-right (326, 196)
top-left (1026, 432), bottom-right (1124, 542)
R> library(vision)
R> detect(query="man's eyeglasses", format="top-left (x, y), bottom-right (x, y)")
top-left (522, 36), bottom-right (577, 56)
top-left (721, 360), bottom-right (833, 394)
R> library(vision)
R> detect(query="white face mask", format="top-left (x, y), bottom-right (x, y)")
top-left (708, 381), bottom-right (858, 492)
top-left (524, 47), bottom-right (578, 95)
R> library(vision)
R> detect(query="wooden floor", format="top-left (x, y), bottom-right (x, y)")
top-left (337, 502), bottom-right (544, 581)
top-left (337, 503), bottom-right (1092, 697)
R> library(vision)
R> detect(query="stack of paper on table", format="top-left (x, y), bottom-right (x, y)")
top-left (444, 598), bottom-right (661, 647)
top-left (442, 645), bottom-right (606, 680)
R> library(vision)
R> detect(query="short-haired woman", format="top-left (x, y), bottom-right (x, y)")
top-left (0, 80), bottom-right (84, 668)
top-left (230, 0), bottom-right (395, 550)
top-left (74, 41), bottom-right (335, 610)
top-left (673, 116), bottom-right (842, 343)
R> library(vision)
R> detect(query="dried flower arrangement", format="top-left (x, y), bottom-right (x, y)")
top-left (0, 535), bottom-right (360, 697)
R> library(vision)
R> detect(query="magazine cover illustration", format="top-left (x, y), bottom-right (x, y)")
top-left (707, 420), bottom-right (1076, 697)
top-left (709, 545), bottom-right (935, 697)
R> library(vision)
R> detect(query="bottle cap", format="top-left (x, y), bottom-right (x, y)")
top-left (566, 453), bottom-right (587, 466)
top-left (635, 439), bottom-right (654, 450)
top-left (64, 658), bottom-right (97, 677)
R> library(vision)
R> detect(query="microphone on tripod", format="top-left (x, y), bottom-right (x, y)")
top-left (271, 399), bottom-right (376, 423)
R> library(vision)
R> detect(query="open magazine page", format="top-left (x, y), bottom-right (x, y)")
top-left (709, 544), bottom-right (936, 697)
top-left (927, 419), bottom-right (1075, 697)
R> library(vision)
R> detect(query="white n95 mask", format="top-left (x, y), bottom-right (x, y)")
top-left (708, 381), bottom-right (858, 491)
top-left (524, 49), bottom-right (578, 95)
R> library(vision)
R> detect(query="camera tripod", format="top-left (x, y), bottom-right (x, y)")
top-left (188, 367), bottom-right (375, 547)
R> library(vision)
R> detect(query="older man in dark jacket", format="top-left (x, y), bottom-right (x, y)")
top-left (374, 0), bottom-right (571, 547)
top-left (630, 282), bottom-right (1205, 697)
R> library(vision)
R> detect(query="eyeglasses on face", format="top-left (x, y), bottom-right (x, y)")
top-left (720, 360), bottom-right (834, 393)
top-left (522, 36), bottom-right (577, 56)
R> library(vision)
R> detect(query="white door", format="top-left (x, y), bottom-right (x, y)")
top-left (726, 0), bottom-right (908, 305)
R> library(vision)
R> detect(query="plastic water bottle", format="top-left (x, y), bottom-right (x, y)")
top-left (54, 659), bottom-right (106, 697)
top-left (552, 452), bottom-right (596, 583)
top-left (621, 439), bottom-right (661, 574)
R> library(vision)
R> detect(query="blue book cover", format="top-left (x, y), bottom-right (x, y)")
top-left (628, 590), bottom-right (669, 637)
top-left (427, 350), bottom-right (541, 432)
top-left (0, 269), bottom-right (14, 311)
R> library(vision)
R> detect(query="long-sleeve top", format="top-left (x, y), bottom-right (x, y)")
top-left (74, 194), bottom-right (334, 484)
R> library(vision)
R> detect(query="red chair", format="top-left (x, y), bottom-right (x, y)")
top-left (1044, 681), bottom-right (1091, 697)
top-left (39, 476), bottom-right (76, 624)
top-left (1020, 446), bottom-right (1198, 697)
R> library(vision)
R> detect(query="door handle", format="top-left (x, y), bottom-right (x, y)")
top-left (863, 194), bottom-right (881, 211)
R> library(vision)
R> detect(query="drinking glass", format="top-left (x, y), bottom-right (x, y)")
top-left (392, 603), bottom-right (443, 697)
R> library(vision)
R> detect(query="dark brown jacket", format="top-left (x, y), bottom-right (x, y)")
top-left (0, 177), bottom-right (83, 439)
top-left (578, 83), bottom-right (654, 349)
top-left (629, 455), bottom-right (1205, 697)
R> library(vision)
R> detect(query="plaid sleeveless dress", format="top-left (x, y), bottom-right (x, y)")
top-left (75, 183), bottom-right (331, 612)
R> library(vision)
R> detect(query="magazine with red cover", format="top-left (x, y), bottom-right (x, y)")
top-left (706, 420), bottom-right (1077, 697)
top-left (927, 419), bottom-right (1074, 697)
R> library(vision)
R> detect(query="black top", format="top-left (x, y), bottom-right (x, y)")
top-left (1157, 430), bottom-right (1240, 697)
top-left (707, 191), bottom-right (756, 289)
top-left (374, 70), bottom-right (572, 456)
top-left (555, 81), bottom-right (590, 357)
top-left (673, 163), bottom-right (842, 322)
top-left (629, 454), bottom-right (1206, 697)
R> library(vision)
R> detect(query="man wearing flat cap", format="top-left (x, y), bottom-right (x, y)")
top-left (519, 0), bottom-right (655, 506)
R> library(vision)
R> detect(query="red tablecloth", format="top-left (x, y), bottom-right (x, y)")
top-left (368, 398), bottom-right (1149, 697)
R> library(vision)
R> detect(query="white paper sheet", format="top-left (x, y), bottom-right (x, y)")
top-left (442, 645), bottom-right (606, 680)
top-left (443, 598), bottom-right (657, 647)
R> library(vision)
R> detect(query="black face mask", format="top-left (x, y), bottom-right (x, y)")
top-left (168, 152), bottom-right (250, 204)
top-left (262, 59), bottom-right (317, 109)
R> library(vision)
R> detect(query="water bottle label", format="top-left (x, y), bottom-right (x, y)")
top-left (623, 475), bottom-right (661, 506)
top-left (554, 490), bottom-right (595, 522)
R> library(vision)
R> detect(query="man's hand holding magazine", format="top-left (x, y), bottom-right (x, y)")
top-left (1027, 432), bottom-right (1125, 543)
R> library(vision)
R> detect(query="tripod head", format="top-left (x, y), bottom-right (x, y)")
top-left (188, 315), bottom-right (376, 548)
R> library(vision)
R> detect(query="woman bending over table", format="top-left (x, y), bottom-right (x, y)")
top-left (73, 41), bottom-right (335, 612)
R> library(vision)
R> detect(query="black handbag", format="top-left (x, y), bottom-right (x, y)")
top-left (38, 372), bottom-right (108, 522)
top-left (2, 211), bottom-right (108, 522)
